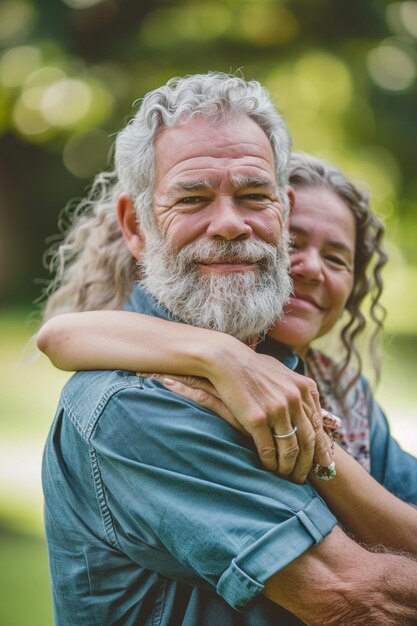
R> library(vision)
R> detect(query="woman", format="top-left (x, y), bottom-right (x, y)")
top-left (37, 153), bottom-right (417, 550)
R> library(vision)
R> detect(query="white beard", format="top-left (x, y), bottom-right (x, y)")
top-left (138, 233), bottom-right (292, 342)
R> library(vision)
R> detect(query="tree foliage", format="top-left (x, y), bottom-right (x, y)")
top-left (1, 0), bottom-right (416, 303)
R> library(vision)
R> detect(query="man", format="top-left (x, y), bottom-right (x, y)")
top-left (42, 72), bottom-right (417, 625)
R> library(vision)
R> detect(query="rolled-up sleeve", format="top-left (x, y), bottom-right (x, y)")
top-left (90, 377), bottom-right (336, 610)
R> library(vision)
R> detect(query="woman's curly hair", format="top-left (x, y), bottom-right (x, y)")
top-left (289, 152), bottom-right (388, 395)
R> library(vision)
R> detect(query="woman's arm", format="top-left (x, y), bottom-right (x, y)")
top-left (37, 311), bottom-right (227, 375)
top-left (37, 311), bottom-right (332, 481)
top-left (310, 444), bottom-right (417, 553)
top-left (161, 376), bottom-right (417, 554)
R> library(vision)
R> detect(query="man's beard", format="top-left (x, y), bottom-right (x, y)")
top-left (138, 232), bottom-right (292, 342)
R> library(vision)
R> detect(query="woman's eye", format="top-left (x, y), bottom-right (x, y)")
top-left (326, 255), bottom-right (349, 268)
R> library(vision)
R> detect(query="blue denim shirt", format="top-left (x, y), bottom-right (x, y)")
top-left (42, 285), bottom-right (337, 625)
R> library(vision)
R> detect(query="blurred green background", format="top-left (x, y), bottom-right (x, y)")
top-left (1, 0), bottom-right (417, 623)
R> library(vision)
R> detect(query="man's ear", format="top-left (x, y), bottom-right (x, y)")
top-left (117, 193), bottom-right (144, 261)
top-left (287, 185), bottom-right (295, 215)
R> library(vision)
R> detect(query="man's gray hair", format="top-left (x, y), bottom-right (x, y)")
top-left (41, 72), bottom-right (292, 319)
top-left (116, 72), bottom-right (292, 233)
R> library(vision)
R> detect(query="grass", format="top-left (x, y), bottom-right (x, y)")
top-left (0, 527), bottom-right (53, 626)
top-left (0, 309), bottom-right (69, 625)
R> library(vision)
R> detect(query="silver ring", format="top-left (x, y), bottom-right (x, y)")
top-left (272, 425), bottom-right (298, 439)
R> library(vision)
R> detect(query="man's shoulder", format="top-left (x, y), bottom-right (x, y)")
top-left (60, 368), bottom-right (144, 438)
top-left (59, 369), bottom-right (215, 443)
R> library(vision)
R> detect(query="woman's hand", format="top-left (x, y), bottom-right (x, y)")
top-left (139, 369), bottom-right (332, 484)
top-left (201, 341), bottom-right (332, 482)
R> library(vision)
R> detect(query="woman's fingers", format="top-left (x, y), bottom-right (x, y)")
top-left (138, 372), bottom-right (221, 398)
top-left (302, 381), bottom-right (333, 469)
top-left (162, 378), bottom-right (244, 432)
top-left (269, 402), bottom-right (314, 482)
top-left (286, 414), bottom-right (316, 483)
top-left (273, 428), bottom-right (300, 477)
top-left (309, 409), bottom-right (334, 468)
top-left (243, 422), bottom-right (278, 472)
top-left (138, 365), bottom-right (333, 482)
top-left (283, 377), bottom-right (331, 482)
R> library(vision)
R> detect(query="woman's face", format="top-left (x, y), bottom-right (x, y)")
top-left (268, 185), bottom-right (356, 356)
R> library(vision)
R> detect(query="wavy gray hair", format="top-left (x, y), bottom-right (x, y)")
top-left (41, 72), bottom-right (292, 319)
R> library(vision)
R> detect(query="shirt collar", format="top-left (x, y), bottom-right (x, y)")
top-left (257, 335), bottom-right (305, 374)
top-left (124, 283), bottom-right (172, 320)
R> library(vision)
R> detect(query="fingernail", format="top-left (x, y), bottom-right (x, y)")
top-left (162, 377), bottom-right (176, 386)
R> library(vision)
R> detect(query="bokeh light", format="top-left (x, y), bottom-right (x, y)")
top-left (139, 2), bottom-right (231, 48)
top-left (40, 79), bottom-right (92, 126)
top-left (235, 3), bottom-right (299, 46)
top-left (24, 66), bottom-right (67, 92)
top-left (266, 53), bottom-right (353, 156)
top-left (367, 43), bottom-right (416, 91)
top-left (10, 64), bottom-right (115, 138)
top-left (400, 1), bottom-right (417, 36)
top-left (387, 1), bottom-right (417, 37)
top-left (0, 46), bottom-right (41, 88)
top-left (0, 0), bottom-right (36, 45)
top-left (12, 67), bottom-right (66, 137)
top-left (293, 52), bottom-right (352, 114)
top-left (12, 97), bottom-right (51, 137)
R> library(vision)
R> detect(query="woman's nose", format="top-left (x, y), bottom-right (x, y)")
top-left (291, 250), bottom-right (324, 282)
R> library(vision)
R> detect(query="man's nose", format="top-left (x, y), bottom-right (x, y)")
top-left (291, 249), bottom-right (324, 282)
top-left (206, 199), bottom-right (252, 240)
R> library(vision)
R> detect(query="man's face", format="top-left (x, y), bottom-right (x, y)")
top-left (152, 115), bottom-right (285, 258)
top-left (137, 115), bottom-right (292, 341)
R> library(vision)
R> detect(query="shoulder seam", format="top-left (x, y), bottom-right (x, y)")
top-left (61, 375), bottom-right (145, 442)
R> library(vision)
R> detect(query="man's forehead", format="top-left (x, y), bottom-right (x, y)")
top-left (167, 173), bottom-right (276, 192)
top-left (153, 115), bottom-right (277, 183)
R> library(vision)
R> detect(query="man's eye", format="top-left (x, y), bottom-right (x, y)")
top-left (240, 193), bottom-right (267, 201)
top-left (179, 196), bottom-right (204, 205)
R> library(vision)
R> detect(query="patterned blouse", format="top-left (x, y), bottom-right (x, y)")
top-left (306, 349), bottom-right (371, 473)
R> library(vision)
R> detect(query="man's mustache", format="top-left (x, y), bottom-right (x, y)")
top-left (176, 239), bottom-right (284, 266)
